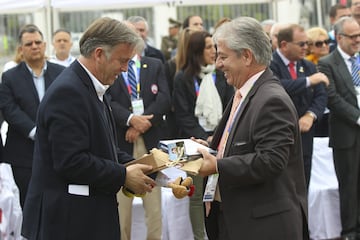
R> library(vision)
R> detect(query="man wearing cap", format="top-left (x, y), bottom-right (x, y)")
top-left (161, 18), bottom-right (181, 60)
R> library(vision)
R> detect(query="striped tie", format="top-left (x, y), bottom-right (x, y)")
top-left (350, 57), bottom-right (360, 86)
top-left (128, 60), bottom-right (138, 99)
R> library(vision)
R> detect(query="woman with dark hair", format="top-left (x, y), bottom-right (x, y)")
top-left (173, 30), bottom-right (234, 240)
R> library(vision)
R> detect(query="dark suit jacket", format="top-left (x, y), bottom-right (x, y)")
top-left (270, 51), bottom-right (327, 158)
top-left (0, 111), bottom-right (3, 162)
top-left (318, 49), bottom-right (360, 148)
top-left (144, 45), bottom-right (166, 63)
top-left (210, 68), bottom-right (308, 240)
top-left (107, 56), bottom-right (170, 155)
top-left (173, 70), bottom-right (234, 140)
top-left (22, 61), bottom-right (132, 240)
top-left (0, 61), bottom-right (64, 168)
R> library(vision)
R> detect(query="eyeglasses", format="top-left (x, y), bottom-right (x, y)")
top-left (23, 40), bottom-right (43, 47)
top-left (292, 41), bottom-right (308, 47)
top-left (340, 33), bottom-right (360, 40)
top-left (310, 39), bottom-right (330, 48)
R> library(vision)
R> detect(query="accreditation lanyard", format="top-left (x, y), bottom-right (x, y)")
top-left (123, 59), bottom-right (141, 99)
top-left (194, 71), bottom-right (217, 97)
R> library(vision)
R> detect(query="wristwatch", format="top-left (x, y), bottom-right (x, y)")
top-left (306, 111), bottom-right (317, 121)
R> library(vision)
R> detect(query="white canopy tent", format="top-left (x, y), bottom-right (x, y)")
top-left (0, 0), bottom-right (314, 55)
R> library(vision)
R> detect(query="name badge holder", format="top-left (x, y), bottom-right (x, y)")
top-left (131, 98), bottom-right (144, 115)
top-left (203, 173), bottom-right (219, 202)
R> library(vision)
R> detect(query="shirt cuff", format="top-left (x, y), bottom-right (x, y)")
top-left (305, 77), bottom-right (310, 87)
top-left (126, 113), bottom-right (134, 126)
top-left (28, 127), bottom-right (36, 140)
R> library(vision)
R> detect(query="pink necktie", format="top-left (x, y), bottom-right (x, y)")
top-left (205, 89), bottom-right (241, 214)
top-left (288, 62), bottom-right (297, 80)
top-left (217, 89), bottom-right (242, 159)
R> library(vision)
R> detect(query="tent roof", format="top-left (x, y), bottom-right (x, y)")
top-left (0, 0), bottom-right (273, 13)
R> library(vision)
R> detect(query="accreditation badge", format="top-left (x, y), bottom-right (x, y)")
top-left (131, 98), bottom-right (144, 115)
top-left (203, 173), bottom-right (219, 202)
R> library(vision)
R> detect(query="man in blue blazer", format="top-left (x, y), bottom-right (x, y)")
top-left (0, 24), bottom-right (65, 207)
top-left (108, 52), bottom-right (170, 240)
top-left (270, 24), bottom-right (329, 187)
top-left (21, 18), bottom-right (156, 240)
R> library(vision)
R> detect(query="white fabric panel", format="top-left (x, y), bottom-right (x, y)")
top-left (308, 137), bottom-right (341, 240)
top-left (131, 167), bottom-right (194, 240)
top-left (0, 163), bottom-right (23, 240)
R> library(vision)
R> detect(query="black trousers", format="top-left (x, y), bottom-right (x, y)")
top-left (12, 166), bottom-right (32, 208)
top-left (333, 140), bottom-right (360, 237)
top-left (205, 201), bottom-right (231, 240)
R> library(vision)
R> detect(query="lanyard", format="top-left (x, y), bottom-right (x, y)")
top-left (194, 71), bottom-right (216, 97)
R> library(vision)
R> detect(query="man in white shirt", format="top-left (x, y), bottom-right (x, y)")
top-left (0, 24), bottom-right (64, 207)
top-left (49, 29), bottom-right (76, 67)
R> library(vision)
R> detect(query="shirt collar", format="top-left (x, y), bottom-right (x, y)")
top-left (239, 70), bottom-right (265, 100)
top-left (78, 60), bottom-right (109, 101)
top-left (337, 45), bottom-right (355, 61)
top-left (26, 61), bottom-right (47, 78)
top-left (276, 48), bottom-right (296, 66)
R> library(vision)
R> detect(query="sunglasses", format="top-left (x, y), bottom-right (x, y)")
top-left (23, 40), bottom-right (43, 47)
top-left (311, 39), bottom-right (330, 48)
top-left (292, 41), bottom-right (308, 47)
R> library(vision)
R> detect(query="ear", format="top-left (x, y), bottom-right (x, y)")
top-left (335, 33), bottom-right (342, 43)
top-left (242, 49), bottom-right (253, 66)
top-left (94, 47), bottom-right (104, 61)
top-left (279, 40), bottom-right (287, 49)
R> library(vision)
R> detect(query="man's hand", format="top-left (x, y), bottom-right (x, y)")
top-left (308, 72), bottom-right (329, 87)
top-left (129, 114), bottom-right (153, 133)
top-left (198, 148), bottom-right (218, 177)
top-left (299, 113), bottom-right (314, 132)
top-left (125, 127), bottom-right (140, 143)
top-left (124, 164), bottom-right (156, 195)
top-left (190, 137), bottom-right (209, 147)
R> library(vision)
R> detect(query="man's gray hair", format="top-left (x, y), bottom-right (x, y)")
top-left (213, 17), bottom-right (272, 66)
top-left (334, 16), bottom-right (357, 35)
top-left (127, 16), bottom-right (149, 31)
top-left (79, 17), bottom-right (142, 57)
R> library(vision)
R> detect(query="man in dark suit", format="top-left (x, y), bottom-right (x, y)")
top-left (270, 24), bottom-right (329, 188)
top-left (318, 16), bottom-right (360, 240)
top-left (21, 17), bottom-right (156, 240)
top-left (0, 24), bottom-right (65, 207)
top-left (0, 112), bottom-right (3, 163)
top-left (198, 17), bottom-right (308, 240)
top-left (127, 16), bottom-right (166, 63)
top-left (108, 49), bottom-right (170, 239)
top-left (328, 4), bottom-right (351, 52)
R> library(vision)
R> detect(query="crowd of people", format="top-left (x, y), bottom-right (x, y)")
top-left (1, 1), bottom-right (360, 239)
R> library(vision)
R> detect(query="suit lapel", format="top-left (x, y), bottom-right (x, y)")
top-left (296, 60), bottom-right (306, 79)
top-left (118, 74), bottom-right (132, 105)
top-left (333, 49), bottom-right (357, 97)
top-left (19, 63), bottom-right (41, 104)
top-left (71, 61), bottom-right (118, 162)
top-left (273, 52), bottom-right (293, 80)
top-left (222, 69), bottom-right (270, 155)
top-left (71, 61), bottom-right (106, 123)
top-left (140, 58), bottom-right (147, 97)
